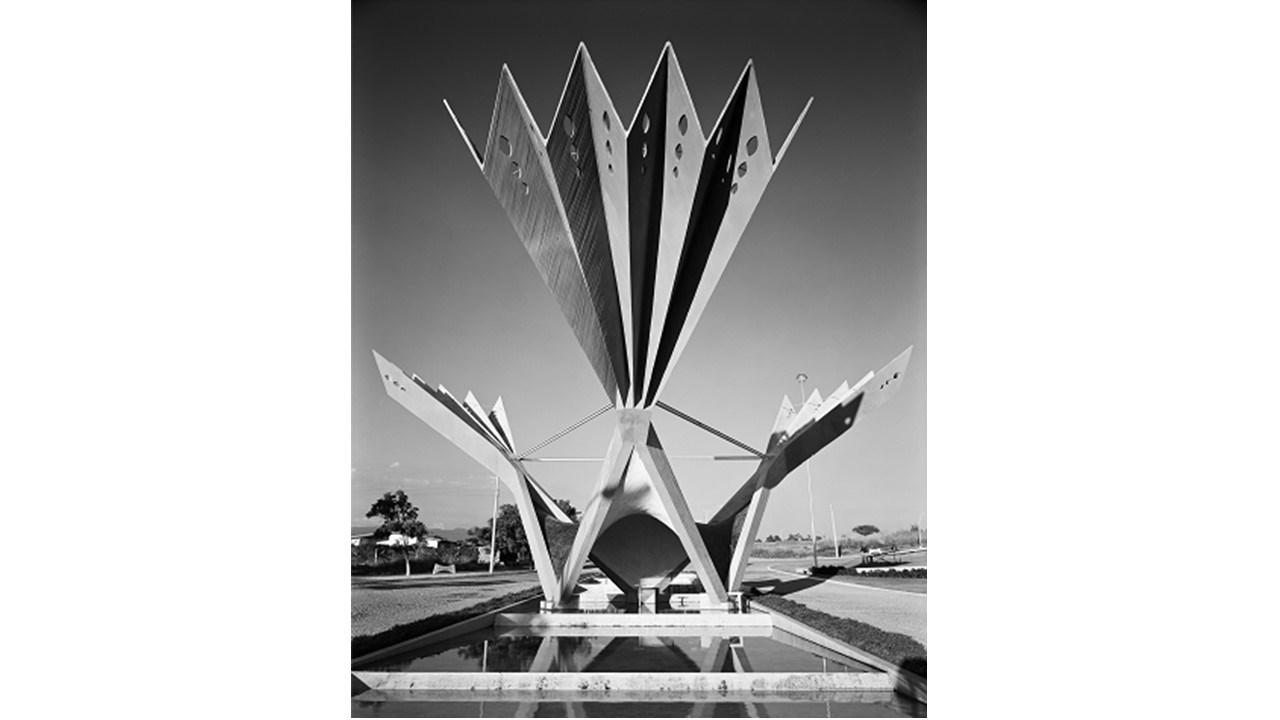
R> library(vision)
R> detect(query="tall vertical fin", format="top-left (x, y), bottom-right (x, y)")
top-left (546, 46), bottom-right (631, 405)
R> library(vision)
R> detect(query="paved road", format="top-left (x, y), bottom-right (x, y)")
top-left (742, 557), bottom-right (927, 646)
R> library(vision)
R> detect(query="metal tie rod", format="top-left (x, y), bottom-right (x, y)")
top-left (515, 404), bottom-right (612, 460)
top-left (654, 401), bottom-right (765, 458)
top-left (521, 455), bottom-right (760, 462)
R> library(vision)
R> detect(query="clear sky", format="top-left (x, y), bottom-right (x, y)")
top-left (352, 0), bottom-right (925, 538)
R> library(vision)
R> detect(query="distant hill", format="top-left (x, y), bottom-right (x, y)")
top-left (350, 525), bottom-right (472, 542)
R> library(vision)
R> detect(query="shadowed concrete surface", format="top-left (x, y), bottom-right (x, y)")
top-left (742, 558), bottom-right (926, 646)
top-left (352, 571), bottom-right (542, 638)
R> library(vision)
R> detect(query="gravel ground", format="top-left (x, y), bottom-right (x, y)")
top-left (743, 557), bottom-right (927, 646)
top-left (351, 570), bottom-right (541, 638)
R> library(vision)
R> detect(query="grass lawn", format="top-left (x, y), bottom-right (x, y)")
top-left (752, 593), bottom-right (926, 678)
top-left (351, 570), bottom-right (541, 638)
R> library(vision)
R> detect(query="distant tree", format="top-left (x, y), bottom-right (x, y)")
top-left (492, 503), bottom-right (529, 563)
top-left (466, 523), bottom-right (491, 547)
top-left (852, 524), bottom-right (880, 537)
top-left (470, 498), bottom-right (578, 565)
top-left (554, 498), bottom-right (579, 522)
top-left (366, 490), bottom-right (428, 576)
top-left (766, 534), bottom-right (781, 543)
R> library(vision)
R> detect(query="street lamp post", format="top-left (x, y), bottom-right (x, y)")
top-left (830, 504), bottom-right (841, 559)
top-left (488, 475), bottom-right (500, 573)
top-left (797, 373), bottom-right (818, 568)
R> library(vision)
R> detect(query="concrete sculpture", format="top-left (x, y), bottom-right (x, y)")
top-left (375, 44), bottom-right (913, 610)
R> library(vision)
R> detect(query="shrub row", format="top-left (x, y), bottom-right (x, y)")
top-left (350, 558), bottom-right (500, 576)
top-left (350, 541), bottom-right (515, 575)
top-left (751, 594), bottom-right (927, 678)
top-left (849, 568), bottom-right (927, 579)
top-left (807, 565), bottom-right (927, 579)
top-left (351, 588), bottom-right (541, 660)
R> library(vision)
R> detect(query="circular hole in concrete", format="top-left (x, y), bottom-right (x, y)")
top-left (603, 110), bottom-right (611, 131)
top-left (747, 136), bottom-right (759, 156)
top-left (563, 115), bottom-right (575, 138)
top-left (738, 161), bottom-right (748, 178)
top-left (679, 114), bottom-right (688, 135)
top-left (675, 143), bottom-right (683, 159)
top-left (498, 135), bottom-right (512, 156)
top-left (643, 113), bottom-right (651, 133)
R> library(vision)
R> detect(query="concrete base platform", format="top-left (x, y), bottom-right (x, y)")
top-left (494, 612), bottom-right (771, 628)
top-left (496, 623), bottom-right (773, 637)
top-left (352, 670), bottom-right (896, 703)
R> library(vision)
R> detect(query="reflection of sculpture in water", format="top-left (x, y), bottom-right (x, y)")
top-left (455, 635), bottom-right (597, 673)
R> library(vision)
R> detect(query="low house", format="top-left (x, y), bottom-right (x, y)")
top-left (375, 532), bottom-right (419, 547)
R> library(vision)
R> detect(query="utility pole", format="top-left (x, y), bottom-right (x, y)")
top-left (488, 475), bottom-right (500, 573)
top-left (918, 511), bottom-right (925, 549)
top-left (797, 373), bottom-right (818, 568)
top-left (830, 504), bottom-right (841, 559)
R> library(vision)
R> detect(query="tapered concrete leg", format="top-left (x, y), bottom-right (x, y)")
top-left (528, 635), bottom-right (558, 672)
top-left (634, 421), bottom-right (729, 603)
top-left (699, 636), bottom-right (730, 673)
top-left (502, 465), bottom-right (561, 603)
top-left (731, 644), bottom-right (755, 673)
top-left (728, 481), bottom-right (772, 592)
top-left (513, 636), bottom-right (558, 717)
top-left (559, 427), bottom-right (630, 602)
